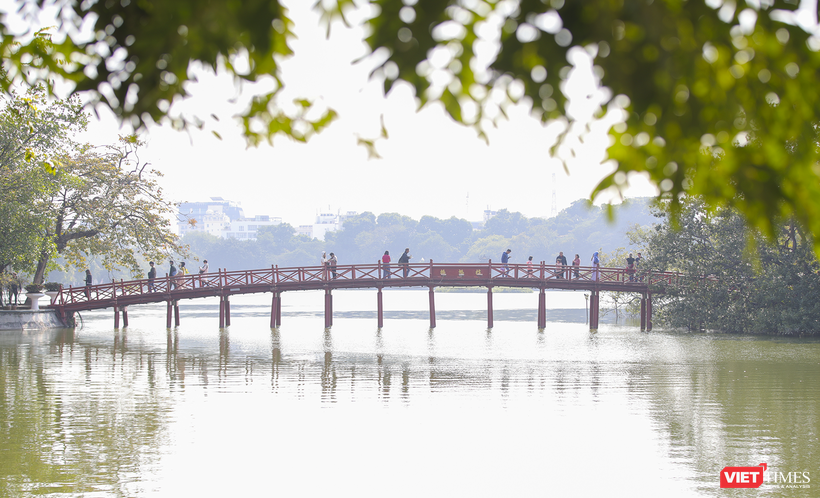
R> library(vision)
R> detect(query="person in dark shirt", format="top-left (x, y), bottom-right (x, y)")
top-left (557, 251), bottom-right (568, 278)
top-left (147, 262), bottom-right (156, 292)
top-left (501, 249), bottom-right (511, 276)
top-left (328, 253), bottom-right (338, 279)
top-left (84, 269), bottom-right (92, 298)
top-left (169, 260), bottom-right (177, 289)
top-left (398, 248), bottom-right (412, 277)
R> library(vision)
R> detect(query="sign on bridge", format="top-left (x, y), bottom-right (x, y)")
top-left (432, 265), bottom-right (488, 280)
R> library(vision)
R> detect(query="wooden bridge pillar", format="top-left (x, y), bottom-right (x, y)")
top-left (166, 301), bottom-right (173, 328)
top-left (219, 295), bottom-right (231, 328)
top-left (114, 305), bottom-right (120, 329)
top-left (271, 292), bottom-right (281, 328)
top-left (538, 288), bottom-right (546, 329)
top-left (487, 287), bottom-right (493, 329)
top-left (122, 306), bottom-right (128, 328)
top-left (428, 287), bottom-right (436, 329)
top-left (174, 301), bottom-right (180, 327)
top-left (589, 290), bottom-right (600, 331)
top-left (646, 293), bottom-right (653, 331)
top-left (276, 292), bottom-right (282, 327)
top-left (640, 295), bottom-right (647, 331)
top-left (324, 289), bottom-right (333, 328)
top-left (377, 288), bottom-right (384, 328)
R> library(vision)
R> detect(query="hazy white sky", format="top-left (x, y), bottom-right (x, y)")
top-left (7, 0), bottom-right (657, 227)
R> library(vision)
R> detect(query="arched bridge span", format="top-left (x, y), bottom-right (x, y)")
top-left (48, 261), bottom-right (682, 331)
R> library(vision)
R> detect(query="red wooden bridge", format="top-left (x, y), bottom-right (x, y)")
top-left (47, 261), bottom-right (682, 331)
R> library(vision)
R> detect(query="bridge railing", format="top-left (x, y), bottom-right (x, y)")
top-left (52, 261), bottom-right (686, 307)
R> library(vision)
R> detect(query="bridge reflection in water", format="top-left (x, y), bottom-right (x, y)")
top-left (49, 261), bottom-right (683, 331)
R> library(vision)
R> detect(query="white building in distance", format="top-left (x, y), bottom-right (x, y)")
top-left (178, 199), bottom-right (357, 241)
top-left (224, 215), bottom-right (283, 240)
top-left (178, 198), bottom-right (281, 241)
top-left (178, 198), bottom-right (243, 238)
top-left (297, 210), bottom-right (358, 241)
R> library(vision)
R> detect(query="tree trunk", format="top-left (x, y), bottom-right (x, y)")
top-left (33, 252), bottom-right (50, 284)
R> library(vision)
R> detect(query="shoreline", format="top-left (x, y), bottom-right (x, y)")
top-left (0, 309), bottom-right (65, 331)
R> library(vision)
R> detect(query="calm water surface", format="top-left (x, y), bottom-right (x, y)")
top-left (1, 290), bottom-right (818, 497)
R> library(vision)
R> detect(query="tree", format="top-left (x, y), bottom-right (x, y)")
top-left (0, 162), bottom-right (50, 272)
top-left (0, 88), bottom-right (87, 274)
top-left (418, 215), bottom-right (473, 250)
top-left (641, 198), bottom-right (820, 335)
top-left (256, 223), bottom-right (298, 255)
top-left (463, 235), bottom-right (510, 263)
top-left (4, 2), bottom-right (820, 245)
top-left (414, 232), bottom-right (459, 262)
top-left (324, 212), bottom-right (377, 263)
top-left (0, 86), bottom-right (87, 173)
top-left (30, 136), bottom-right (184, 283)
top-left (598, 246), bottom-right (640, 321)
top-left (482, 209), bottom-right (530, 238)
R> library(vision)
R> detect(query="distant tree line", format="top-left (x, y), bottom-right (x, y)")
top-left (179, 198), bottom-right (656, 273)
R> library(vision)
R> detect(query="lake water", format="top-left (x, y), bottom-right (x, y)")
top-left (1, 289), bottom-right (818, 497)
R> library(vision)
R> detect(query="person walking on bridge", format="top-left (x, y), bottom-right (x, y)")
top-left (399, 248), bottom-right (412, 278)
top-left (557, 251), bottom-right (568, 279)
top-left (147, 262), bottom-right (156, 292)
top-left (328, 253), bottom-right (338, 279)
top-left (169, 260), bottom-right (177, 290)
top-left (572, 254), bottom-right (581, 279)
top-left (382, 250), bottom-right (392, 279)
top-left (591, 252), bottom-right (600, 281)
top-left (178, 262), bottom-right (189, 288)
top-left (84, 269), bottom-right (92, 298)
top-left (199, 259), bottom-right (209, 287)
top-left (501, 249), bottom-right (511, 277)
